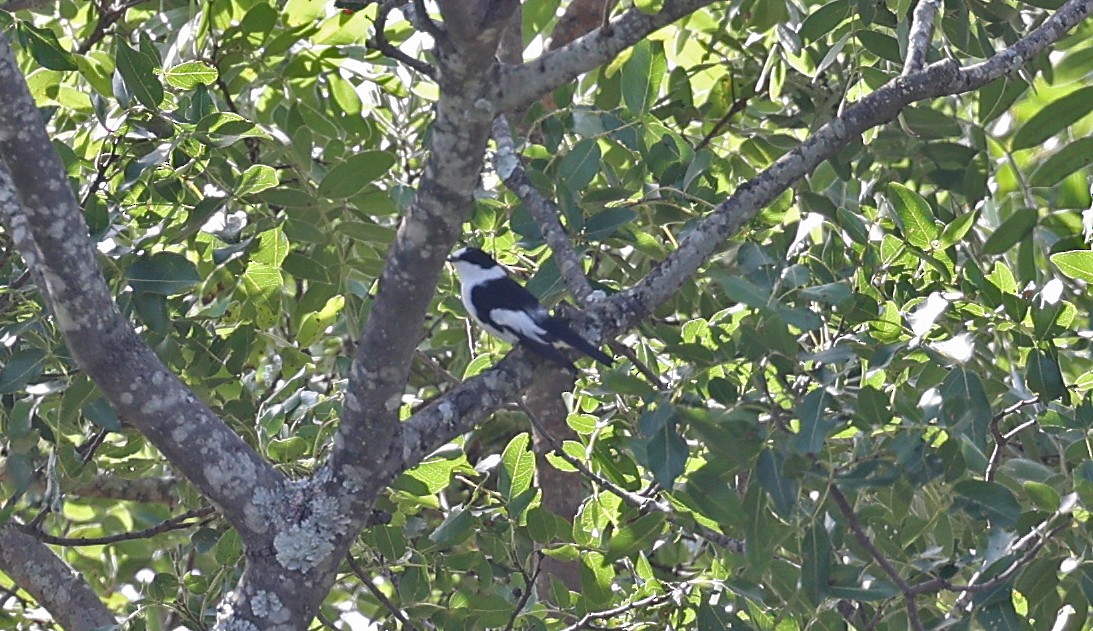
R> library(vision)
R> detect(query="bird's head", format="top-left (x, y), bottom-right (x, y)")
top-left (447, 247), bottom-right (496, 267)
top-left (448, 247), bottom-right (508, 285)
top-left (447, 247), bottom-right (505, 281)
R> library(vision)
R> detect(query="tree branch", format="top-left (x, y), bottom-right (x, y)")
top-left (828, 484), bottom-right (923, 631)
top-left (985, 397), bottom-right (1039, 482)
top-left (496, 0), bottom-right (716, 112)
top-left (20, 506), bottom-right (215, 546)
top-left (0, 34), bottom-right (284, 542)
top-left (345, 552), bottom-right (419, 630)
top-left (902, 0), bottom-right (940, 75)
top-left (0, 523), bottom-right (116, 630)
top-left (399, 0), bottom-right (1093, 463)
top-left (491, 115), bottom-right (595, 303)
top-left (371, 0), bottom-right (438, 78)
top-left (558, 592), bottom-right (673, 631)
top-left (589, 0), bottom-right (1093, 337)
top-left (70, 473), bottom-right (179, 504)
top-left (328, 0), bottom-right (521, 528)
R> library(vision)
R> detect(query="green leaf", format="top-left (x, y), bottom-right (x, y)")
top-left (939, 367), bottom-right (992, 448)
top-left (163, 61), bottom-right (218, 89)
top-left (756, 449), bottom-right (797, 518)
top-left (252, 228), bottom-right (290, 267)
top-left (18, 22), bottom-right (77, 71)
top-left (1027, 349), bottom-right (1067, 401)
top-left (1022, 481), bottom-right (1060, 512)
top-left (0, 349), bottom-right (47, 394)
top-left (116, 39), bottom-right (164, 110)
top-left (976, 597), bottom-right (1025, 630)
top-left (584, 207), bottom-right (636, 240)
top-left (429, 508), bottom-right (475, 548)
top-left (126, 252), bottom-right (201, 295)
top-left (798, 282), bottom-right (851, 306)
top-left (1013, 85), bottom-right (1093, 150)
top-left (260, 188), bottom-right (317, 208)
top-left (887, 183), bottom-right (937, 249)
top-left (938, 209), bottom-right (979, 248)
top-left (953, 480), bottom-right (1021, 527)
top-left (284, 0), bottom-right (326, 26)
top-left (339, 222), bottom-right (396, 245)
top-left (579, 552), bottom-right (614, 607)
top-left (791, 388), bottom-right (835, 454)
top-left (369, 524), bottom-right (406, 559)
top-left (1030, 136), bottom-right (1093, 187)
top-left (836, 207), bottom-right (869, 244)
top-left (296, 295), bottom-right (345, 347)
top-left (638, 405), bottom-right (688, 488)
top-left (801, 521), bottom-right (832, 605)
top-left (214, 529), bottom-right (242, 565)
top-left (801, 0), bottom-right (851, 43)
top-left (982, 208), bottom-right (1037, 255)
top-left (604, 512), bottom-right (666, 563)
top-left (634, 0), bottom-right (665, 13)
top-left (268, 436), bottom-right (308, 461)
top-left (499, 433), bottom-right (534, 503)
top-left (1051, 250), bottom-right (1093, 283)
top-left (83, 397), bottom-right (122, 431)
top-left (464, 594), bottom-right (511, 627)
top-left (317, 150), bottom-right (395, 198)
top-left (719, 276), bottom-right (770, 309)
top-left (398, 564), bottom-right (430, 601)
top-left (235, 164), bottom-right (279, 197)
top-left (683, 463), bottom-right (746, 526)
top-left (558, 138), bottom-right (601, 192)
top-left (621, 40), bottom-right (664, 113)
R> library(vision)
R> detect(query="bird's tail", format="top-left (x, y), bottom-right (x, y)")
top-left (545, 318), bottom-right (614, 367)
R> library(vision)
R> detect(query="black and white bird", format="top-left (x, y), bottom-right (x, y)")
top-left (447, 247), bottom-right (613, 371)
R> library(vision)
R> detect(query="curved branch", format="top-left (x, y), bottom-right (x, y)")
top-left (0, 35), bottom-right (284, 542)
top-left (401, 0), bottom-right (1093, 463)
top-left (496, 0), bottom-right (716, 112)
top-left (492, 115), bottom-right (595, 303)
top-left (0, 524), bottom-right (116, 630)
top-left (590, 0), bottom-right (1093, 336)
top-left (328, 0), bottom-right (521, 517)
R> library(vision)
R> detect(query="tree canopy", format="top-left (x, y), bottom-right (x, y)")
top-left (3, 0), bottom-right (1093, 629)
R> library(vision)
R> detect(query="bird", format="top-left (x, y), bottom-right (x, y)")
top-left (447, 247), bottom-right (614, 371)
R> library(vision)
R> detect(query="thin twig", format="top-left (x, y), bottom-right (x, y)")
top-left (414, 348), bottom-right (461, 386)
top-left (695, 96), bottom-right (748, 151)
top-left (502, 551), bottom-right (542, 631)
top-left (346, 552), bottom-right (419, 630)
top-left (78, 0), bottom-right (154, 53)
top-left (20, 506), bottom-right (216, 546)
top-left (985, 397), bottom-right (1039, 481)
top-left (411, 0), bottom-right (447, 43)
top-left (945, 520), bottom-right (1068, 613)
top-left (492, 115), bottom-right (595, 304)
top-left (372, 2), bottom-right (438, 78)
top-left (558, 592), bottom-right (673, 631)
top-left (828, 484), bottom-right (922, 631)
top-left (608, 341), bottom-right (666, 390)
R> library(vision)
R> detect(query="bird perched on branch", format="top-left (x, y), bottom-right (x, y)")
top-left (447, 247), bottom-right (614, 372)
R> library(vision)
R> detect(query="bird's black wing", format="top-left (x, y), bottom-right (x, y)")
top-left (470, 276), bottom-right (549, 342)
top-left (542, 317), bottom-right (614, 366)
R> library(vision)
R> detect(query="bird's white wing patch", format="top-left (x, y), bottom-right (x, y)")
top-left (492, 309), bottom-right (549, 344)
